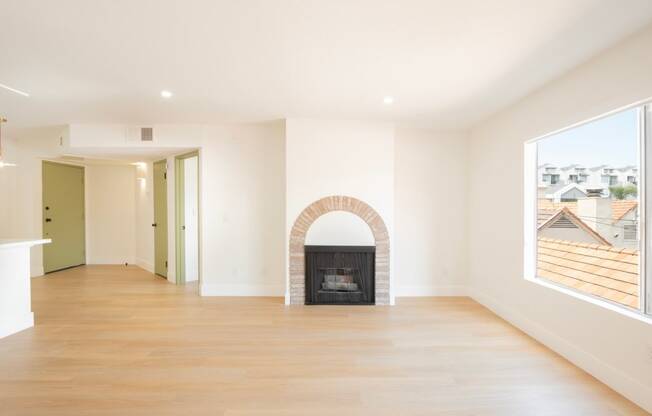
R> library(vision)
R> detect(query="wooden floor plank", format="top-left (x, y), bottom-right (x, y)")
top-left (0, 265), bottom-right (647, 415)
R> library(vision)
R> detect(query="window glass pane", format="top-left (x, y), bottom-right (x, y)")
top-left (536, 108), bottom-right (640, 310)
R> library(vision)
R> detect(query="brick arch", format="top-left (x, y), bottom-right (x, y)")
top-left (288, 196), bottom-right (390, 305)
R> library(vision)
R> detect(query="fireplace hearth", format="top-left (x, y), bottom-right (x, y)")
top-left (304, 245), bottom-right (375, 305)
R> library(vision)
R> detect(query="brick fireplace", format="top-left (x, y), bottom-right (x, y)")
top-left (288, 195), bottom-right (390, 305)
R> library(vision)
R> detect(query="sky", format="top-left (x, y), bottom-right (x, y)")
top-left (537, 108), bottom-right (638, 167)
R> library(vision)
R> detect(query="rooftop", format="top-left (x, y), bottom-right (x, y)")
top-left (611, 200), bottom-right (639, 222)
top-left (537, 207), bottom-right (611, 246)
top-left (537, 237), bottom-right (639, 308)
top-left (538, 199), bottom-right (638, 223)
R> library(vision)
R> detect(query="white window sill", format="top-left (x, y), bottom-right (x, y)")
top-left (526, 276), bottom-right (652, 326)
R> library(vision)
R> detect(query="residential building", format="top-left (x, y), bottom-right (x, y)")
top-left (542, 183), bottom-right (587, 202)
top-left (618, 166), bottom-right (639, 185)
top-left (611, 200), bottom-right (640, 249)
top-left (538, 164), bottom-right (639, 190)
top-left (538, 163), bottom-right (561, 186)
top-left (538, 197), bottom-right (639, 249)
top-left (561, 164), bottom-right (590, 184)
top-left (538, 207), bottom-right (611, 245)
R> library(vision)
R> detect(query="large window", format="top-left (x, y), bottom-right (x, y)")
top-left (527, 103), bottom-right (651, 318)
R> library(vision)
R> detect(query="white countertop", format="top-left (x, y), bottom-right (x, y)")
top-left (0, 239), bottom-right (52, 249)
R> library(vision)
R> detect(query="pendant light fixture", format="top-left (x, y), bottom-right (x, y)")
top-left (0, 116), bottom-right (17, 168)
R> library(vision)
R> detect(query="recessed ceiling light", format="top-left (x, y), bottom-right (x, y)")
top-left (383, 96), bottom-right (394, 105)
top-left (160, 90), bottom-right (173, 99)
top-left (0, 83), bottom-right (30, 97)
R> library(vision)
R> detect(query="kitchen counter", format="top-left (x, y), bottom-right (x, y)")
top-left (0, 238), bottom-right (51, 338)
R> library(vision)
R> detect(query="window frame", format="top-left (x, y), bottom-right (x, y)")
top-left (637, 103), bottom-right (648, 316)
top-left (524, 99), bottom-right (652, 323)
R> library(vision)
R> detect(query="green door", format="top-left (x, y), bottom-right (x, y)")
top-left (42, 161), bottom-right (86, 273)
top-left (153, 160), bottom-right (168, 277)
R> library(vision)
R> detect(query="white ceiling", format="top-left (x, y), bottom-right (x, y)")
top-left (2, 0), bottom-right (652, 131)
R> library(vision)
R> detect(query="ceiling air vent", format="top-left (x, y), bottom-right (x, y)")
top-left (141, 127), bottom-right (154, 142)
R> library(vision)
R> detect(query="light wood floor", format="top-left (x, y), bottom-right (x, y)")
top-left (0, 265), bottom-right (647, 416)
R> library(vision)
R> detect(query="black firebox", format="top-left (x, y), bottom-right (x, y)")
top-left (304, 245), bottom-right (375, 305)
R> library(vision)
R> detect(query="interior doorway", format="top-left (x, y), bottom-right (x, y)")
top-left (153, 159), bottom-right (168, 278)
top-left (175, 151), bottom-right (200, 285)
top-left (42, 161), bottom-right (86, 273)
top-left (34, 147), bottom-right (200, 289)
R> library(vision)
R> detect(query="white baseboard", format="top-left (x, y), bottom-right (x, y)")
top-left (201, 283), bottom-right (285, 296)
top-left (281, 286), bottom-right (465, 303)
top-left (396, 285), bottom-right (468, 297)
top-left (136, 259), bottom-right (155, 274)
top-left (283, 286), bottom-right (464, 304)
top-left (0, 312), bottom-right (34, 339)
top-left (470, 289), bottom-right (652, 413)
top-left (87, 259), bottom-right (136, 266)
top-left (30, 265), bottom-right (44, 277)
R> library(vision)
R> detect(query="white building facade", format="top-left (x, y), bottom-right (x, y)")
top-left (538, 164), bottom-right (638, 189)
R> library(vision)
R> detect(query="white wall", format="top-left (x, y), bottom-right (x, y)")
top-left (7, 120), bottom-right (469, 305)
top-left (305, 211), bottom-right (374, 246)
top-left (285, 119), bottom-right (395, 303)
top-left (395, 128), bottom-right (468, 296)
top-left (200, 123), bottom-right (286, 295)
top-left (0, 127), bottom-right (151, 275)
top-left (468, 24), bottom-right (652, 412)
top-left (67, 122), bottom-right (287, 294)
top-left (0, 137), bottom-right (20, 236)
top-left (184, 156), bottom-right (199, 282)
top-left (135, 162), bottom-right (154, 272)
top-left (0, 127), bottom-right (67, 276)
top-left (85, 164), bottom-right (137, 265)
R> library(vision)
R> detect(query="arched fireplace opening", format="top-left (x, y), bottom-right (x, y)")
top-left (288, 196), bottom-right (390, 305)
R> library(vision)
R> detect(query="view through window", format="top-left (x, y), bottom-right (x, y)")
top-left (536, 108), bottom-right (640, 310)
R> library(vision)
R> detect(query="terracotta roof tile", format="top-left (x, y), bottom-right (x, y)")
top-left (611, 200), bottom-right (638, 223)
top-left (537, 198), bottom-right (638, 223)
top-left (537, 237), bottom-right (639, 309)
top-left (538, 199), bottom-right (578, 213)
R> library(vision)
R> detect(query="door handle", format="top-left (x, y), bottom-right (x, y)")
top-left (45, 218), bottom-right (52, 222)
top-left (151, 223), bottom-right (157, 227)
top-left (181, 225), bottom-right (186, 230)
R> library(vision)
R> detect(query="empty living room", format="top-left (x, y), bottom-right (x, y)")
top-left (2, 1), bottom-right (652, 414)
